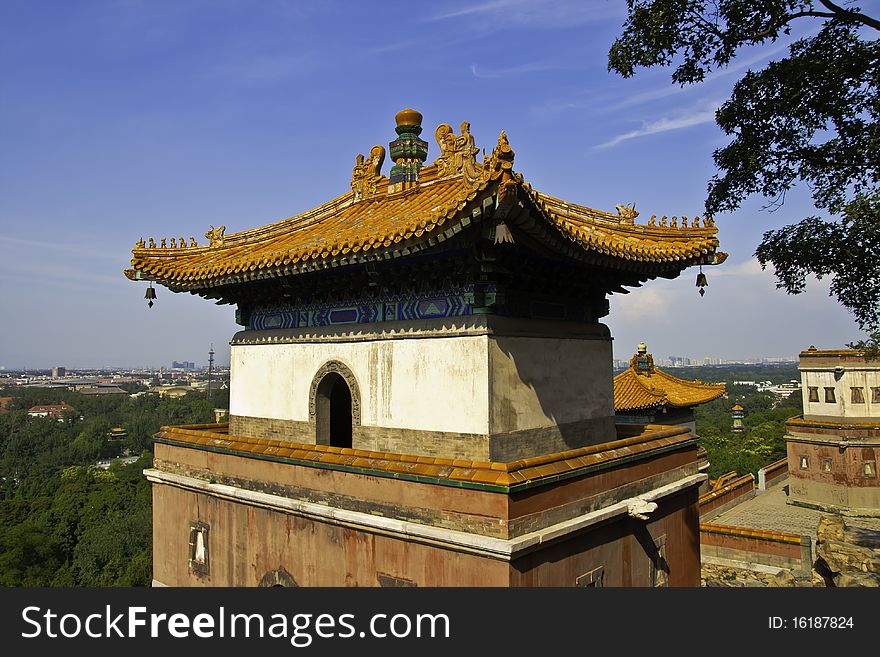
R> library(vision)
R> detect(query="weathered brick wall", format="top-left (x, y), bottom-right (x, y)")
top-left (758, 458), bottom-right (788, 491)
top-left (229, 414), bottom-right (312, 442)
top-left (700, 523), bottom-right (807, 570)
top-left (698, 473), bottom-right (755, 518)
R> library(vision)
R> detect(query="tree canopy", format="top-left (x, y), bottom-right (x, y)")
top-left (0, 387), bottom-right (219, 586)
top-left (609, 1), bottom-right (880, 339)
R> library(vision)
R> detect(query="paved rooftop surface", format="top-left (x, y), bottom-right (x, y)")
top-left (710, 478), bottom-right (880, 542)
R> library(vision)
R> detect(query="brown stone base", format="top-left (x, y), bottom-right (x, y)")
top-left (229, 414), bottom-right (619, 462)
top-left (229, 415), bottom-right (311, 443)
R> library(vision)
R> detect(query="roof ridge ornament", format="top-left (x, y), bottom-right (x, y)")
top-left (205, 225), bottom-right (226, 248)
top-left (631, 345), bottom-right (655, 373)
top-left (351, 145), bottom-right (386, 201)
top-left (615, 203), bottom-right (638, 224)
top-left (493, 130), bottom-right (514, 168)
top-left (434, 120), bottom-right (480, 186)
top-left (388, 108), bottom-right (428, 193)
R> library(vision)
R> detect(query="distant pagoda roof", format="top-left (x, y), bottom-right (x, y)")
top-left (614, 343), bottom-right (726, 412)
top-left (124, 109), bottom-right (725, 297)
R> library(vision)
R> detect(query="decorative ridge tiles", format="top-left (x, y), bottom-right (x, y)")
top-left (799, 348), bottom-right (867, 357)
top-left (614, 364), bottom-right (726, 412)
top-left (126, 169), bottom-right (497, 289)
top-left (787, 416), bottom-right (880, 430)
top-left (154, 423), bottom-right (695, 489)
top-left (522, 188), bottom-right (722, 265)
top-left (125, 121), bottom-right (725, 292)
top-left (699, 522), bottom-right (802, 545)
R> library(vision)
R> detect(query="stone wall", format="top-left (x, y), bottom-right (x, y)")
top-left (698, 473), bottom-right (755, 519)
top-left (701, 515), bottom-right (880, 587)
top-left (699, 523), bottom-right (810, 571)
top-left (757, 458), bottom-right (788, 492)
top-left (810, 515), bottom-right (880, 586)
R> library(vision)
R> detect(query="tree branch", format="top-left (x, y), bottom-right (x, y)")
top-left (818, 0), bottom-right (880, 31)
top-left (752, 11), bottom-right (838, 39)
top-left (688, 9), bottom-right (725, 41)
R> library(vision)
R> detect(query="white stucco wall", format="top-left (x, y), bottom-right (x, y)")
top-left (801, 367), bottom-right (880, 419)
top-left (230, 335), bottom-right (490, 434)
top-left (489, 335), bottom-right (613, 432)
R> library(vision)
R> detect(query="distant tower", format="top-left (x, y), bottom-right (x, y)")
top-left (731, 405), bottom-right (745, 433)
top-left (207, 344), bottom-right (215, 402)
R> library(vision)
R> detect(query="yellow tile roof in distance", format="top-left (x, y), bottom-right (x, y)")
top-left (614, 348), bottom-right (726, 412)
top-left (124, 117), bottom-right (724, 291)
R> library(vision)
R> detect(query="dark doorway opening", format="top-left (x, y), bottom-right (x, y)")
top-left (315, 372), bottom-right (353, 448)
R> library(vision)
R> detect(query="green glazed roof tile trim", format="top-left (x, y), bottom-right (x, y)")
top-left (153, 422), bottom-right (697, 493)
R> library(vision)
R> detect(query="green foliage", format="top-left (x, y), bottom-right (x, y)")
top-left (0, 387), bottom-right (217, 586)
top-left (0, 456), bottom-right (153, 586)
top-left (694, 386), bottom-right (802, 479)
top-left (609, 1), bottom-right (880, 338)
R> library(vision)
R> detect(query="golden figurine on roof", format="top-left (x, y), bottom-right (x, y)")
top-left (434, 121), bottom-right (480, 185)
top-left (615, 203), bottom-right (639, 223)
top-left (351, 145), bottom-right (385, 201)
top-left (205, 225), bottom-right (226, 247)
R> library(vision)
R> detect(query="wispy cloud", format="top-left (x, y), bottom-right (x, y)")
top-left (594, 108), bottom-right (717, 149)
top-left (426, 0), bottom-right (625, 30)
top-left (428, 0), bottom-right (520, 21)
top-left (709, 257), bottom-right (767, 278)
top-left (214, 51), bottom-right (312, 84)
top-left (367, 39), bottom-right (421, 54)
top-left (0, 235), bottom-right (120, 260)
top-left (0, 257), bottom-right (126, 288)
top-left (470, 61), bottom-right (578, 79)
top-left (538, 36), bottom-right (799, 119)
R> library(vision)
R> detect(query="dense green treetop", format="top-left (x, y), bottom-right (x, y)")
top-left (0, 388), bottom-right (218, 586)
top-left (609, 1), bottom-right (880, 340)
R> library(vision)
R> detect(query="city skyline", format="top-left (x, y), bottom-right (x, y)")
top-left (0, 1), bottom-right (865, 369)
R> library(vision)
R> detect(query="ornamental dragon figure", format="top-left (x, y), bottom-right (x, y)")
top-left (615, 203), bottom-right (639, 223)
top-left (205, 225), bottom-right (226, 247)
top-left (351, 145), bottom-right (385, 201)
top-left (434, 121), bottom-right (480, 185)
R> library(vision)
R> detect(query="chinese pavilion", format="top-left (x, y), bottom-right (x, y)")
top-left (127, 109), bottom-right (726, 586)
top-left (614, 342), bottom-right (726, 432)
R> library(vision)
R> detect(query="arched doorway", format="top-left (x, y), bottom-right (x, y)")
top-left (258, 568), bottom-right (298, 587)
top-left (309, 360), bottom-right (361, 448)
top-left (315, 372), bottom-right (353, 448)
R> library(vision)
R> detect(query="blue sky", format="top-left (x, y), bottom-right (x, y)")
top-left (0, 0), bottom-right (863, 369)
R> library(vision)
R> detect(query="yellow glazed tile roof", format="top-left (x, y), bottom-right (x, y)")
top-left (154, 422), bottom-right (695, 489)
top-left (124, 121), bottom-right (724, 291)
top-left (614, 348), bottom-right (726, 412)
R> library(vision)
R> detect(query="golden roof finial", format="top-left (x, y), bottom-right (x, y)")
top-left (395, 108), bottom-right (422, 127)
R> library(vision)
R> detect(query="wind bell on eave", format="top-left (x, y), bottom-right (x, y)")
top-left (696, 265), bottom-right (708, 297)
top-left (145, 282), bottom-right (157, 308)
